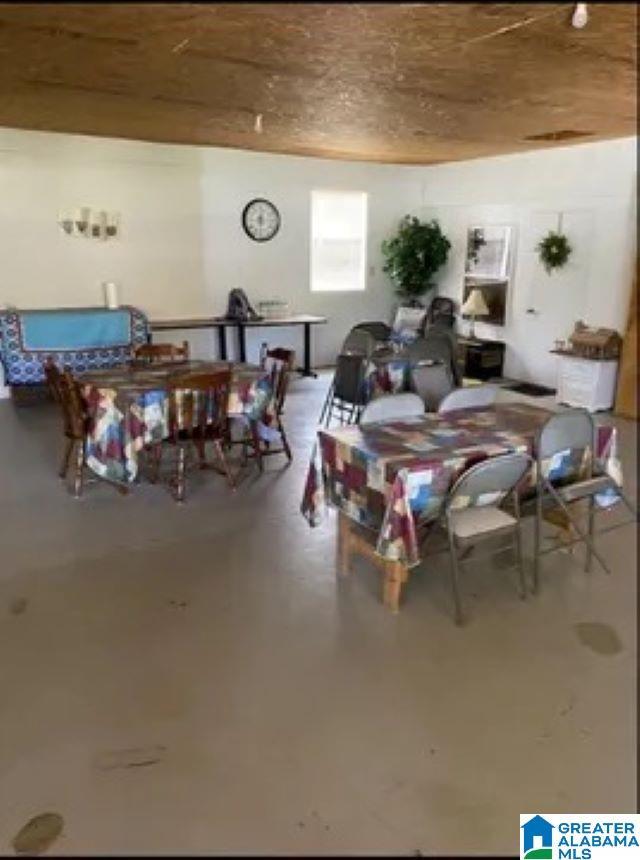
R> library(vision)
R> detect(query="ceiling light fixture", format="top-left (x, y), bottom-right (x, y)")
top-left (572, 3), bottom-right (588, 29)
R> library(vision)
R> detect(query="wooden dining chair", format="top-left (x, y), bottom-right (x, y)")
top-left (259, 347), bottom-right (295, 461)
top-left (44, 358), bottom-right (78, 483)
top-left (158, 369), bottom-right (234, 502)
top-left (44, 358), bottom-right (129, 498)
top-left (233, 347), bottom-right (295, 472)
top-left (43, 355), bottom-right (64, 404)
top-left (57, 369), bottom-right (93, 497)
top-left (133, 341), bottom-right (190, 364)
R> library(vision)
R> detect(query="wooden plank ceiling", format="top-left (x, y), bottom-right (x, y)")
top-left (0, 3), bottom-right (636, 163)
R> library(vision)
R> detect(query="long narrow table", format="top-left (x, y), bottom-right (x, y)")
top-left (150, 315), bottom-right (327, 378)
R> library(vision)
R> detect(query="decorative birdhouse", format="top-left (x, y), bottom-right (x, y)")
top-left (569, 320), bottom-right (622, 359)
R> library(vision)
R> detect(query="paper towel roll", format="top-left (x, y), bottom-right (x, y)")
top-left (103, 282), bottom-right (119, 309)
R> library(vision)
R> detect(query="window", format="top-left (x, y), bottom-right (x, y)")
top-left (310, 190), bottom-right (367, 292)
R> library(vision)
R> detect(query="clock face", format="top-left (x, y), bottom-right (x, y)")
top-left (242, 198), bottom-right (280, 242)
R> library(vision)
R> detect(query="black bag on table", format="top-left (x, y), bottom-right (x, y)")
top-left (225, 289), bottom-right (263, 322)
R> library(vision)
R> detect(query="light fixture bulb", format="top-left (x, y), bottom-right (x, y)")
top-left (572, 3), bottom-right (588, 29)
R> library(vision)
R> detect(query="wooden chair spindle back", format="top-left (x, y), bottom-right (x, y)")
top-left (59, 370), bottom-right (88, 440)
top-left (266, 348), bottom-right (295, 415)
top-left (167, 370), bottom-right (231, 440)
top-left (43, 357), bottom-right (64, 403)
top-left (134, 341), bottom-right (190, 364)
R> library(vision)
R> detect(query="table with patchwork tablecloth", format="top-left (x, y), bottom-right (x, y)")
top-left (362, 353), bottom-right (463, 403)
top-left (302, 402), bottom-right (622, 570)
top-left (79, 360), bottom-right (275, 484)
top-left (363, 355), bottom-right (413, 401)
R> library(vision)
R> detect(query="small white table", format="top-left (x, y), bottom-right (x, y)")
top-left (551, 351), bottom-right (619, 412)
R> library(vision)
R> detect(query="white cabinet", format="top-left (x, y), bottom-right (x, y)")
top-left (555, 354), bottom-right (618, 412)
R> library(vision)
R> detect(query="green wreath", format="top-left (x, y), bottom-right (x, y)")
top-left (538, 230), bottom-right (572, 274)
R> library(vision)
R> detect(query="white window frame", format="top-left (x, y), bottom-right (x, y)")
top-left (310, 189), bottom-right (368, 293)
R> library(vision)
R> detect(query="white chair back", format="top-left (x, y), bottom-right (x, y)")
top-left (360, 393), bottom-right (424, 425)
top-left (438, 385), bottom-right (498, 413)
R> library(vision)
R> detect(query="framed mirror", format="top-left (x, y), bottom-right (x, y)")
top-left (465, 225), bottom-right (512, 280)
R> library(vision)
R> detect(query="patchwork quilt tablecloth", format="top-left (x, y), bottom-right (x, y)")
top-left (363, 356), bottom-right (413, 401)
top-left (79, 360), bottom-right (274, 484)
top-left (301, 403), bottom-right (622, 567)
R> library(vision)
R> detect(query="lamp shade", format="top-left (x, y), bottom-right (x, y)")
top-left (461, 288), bottom-right (490, 317)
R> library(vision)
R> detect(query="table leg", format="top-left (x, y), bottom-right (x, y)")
top-left (297, 322), bottom-right (318, 378)
top-left (217, 325), bottom-right (228, 361)
top-left (238, 325), bottom-right (247, 363)
top-left (337, 511), bottom-right (352, 576)
top-left (383, 562), bottom-right (404, 613)
top-left (336, 510), bottom-right (408, 611)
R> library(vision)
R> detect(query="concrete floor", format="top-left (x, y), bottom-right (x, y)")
top-left (0, 375), bottom-right (636, 856)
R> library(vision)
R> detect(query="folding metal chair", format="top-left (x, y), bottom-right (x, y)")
top-left (340, 328), bottom-right (377, 358)
top-left (319, 353), bottom-right (368, 427)
top-left (405, 330), bottom-right (461, 386)
top-left (351, 321), bottom-right (392, 343)
top-left (410, 360), bottom-right (455, 412)
top-left (440, 452), bottom-right (532, 625)
top-left (359, 392), bottom-right (424, 425)
top-left (438, 384), bottom-right (498, 413)
top-left (532, 409), bottom-right (637, 592)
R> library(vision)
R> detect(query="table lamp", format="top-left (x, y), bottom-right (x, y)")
top-left (461, 288), bottom-right (489, 338)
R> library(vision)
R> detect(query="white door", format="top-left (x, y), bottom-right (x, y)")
top-left (510, 208), bottom-right (594, 388)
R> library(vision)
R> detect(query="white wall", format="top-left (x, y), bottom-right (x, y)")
top-left (0, 127), bottom-right (421, 374)
top-left (415, 137), bottom-right (637, 386)
top-left (198, 147), bottom-right (421, 364)
top-left (0, 128), bottom-right (636, 393)
top-left (0, 128), bottom-right (206, 318)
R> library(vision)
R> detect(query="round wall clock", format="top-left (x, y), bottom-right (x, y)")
top-left (242, 198), bottom-right (280, 242)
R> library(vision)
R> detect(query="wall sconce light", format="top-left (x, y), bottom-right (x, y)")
top-left (59, 207), bottom-right (120, 240)
top-left (105, 212), bottom-right (120, 238)
top-left (572, 3), bottom-right (588, 28)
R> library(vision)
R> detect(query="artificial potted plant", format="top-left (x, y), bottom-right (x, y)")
top-left (381, 216), bottom-right (451, 306)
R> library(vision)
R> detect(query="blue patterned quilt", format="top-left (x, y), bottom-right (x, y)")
top-left (0, 306), bottom-right (148, 385)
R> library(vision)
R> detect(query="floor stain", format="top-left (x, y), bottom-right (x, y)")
top-left (535, 729), bottom-right (552, 743)
top-left (9, 597), bottom-right (28, 615)
top-left (574, 622), bottom-right (623, 656)
top-left (169, 600), bottom-right (188, 609)
top-left (12, 812), bottom-right (63, 855)
top-left (309, 810), bottom-right (330, 832)
top-left (559, 696), bottom-right (576, 718)
top-left (93, 745), bottom-right (167, 771)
